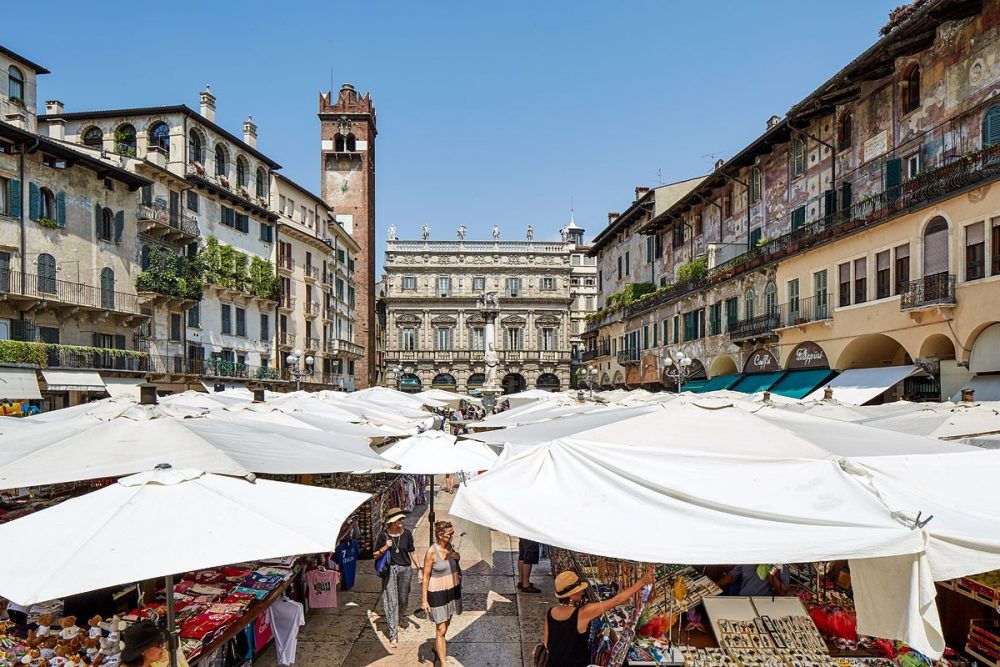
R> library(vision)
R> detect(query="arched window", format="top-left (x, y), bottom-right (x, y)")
top-left (984, 105), bottom-right (1000, 148)
top-left (536, 373), bottom-right (561, 391)
top-left (431, 372), bottom-right (457, 388)
top-left (791, 139), bottom-right (806, 178)
top-left (838, 112), bottom-right (853, 150)
top-left (99, 207), bottom-right (113, 241)
top-left (215, 144), bottom-right (227, 177)
top-left (82, 127), bottom-right (103, 148)
top-left (148, 122), bottom-right (170, 153)
top-left (115, 124), bottom-right (136, 156)
top-left (255, 168), bottom-right (266, 197)
top-left (745, 288), bottom-right (756, 319)
top-left (37, 253), bottom-right (56, 293)
top-left (904, 65), bottom-right (921, 114)
top-left (236, 156), bottom-right (248, 187)
top-left (764, 281), bottom-right (777, 316)
top-left (188, 129), bottom-right (203, 163)
top-left (100, 267), bottom-right (115, 309)
top-left (8, 66), bottom-right (24, 101)
top-left (749, 167), bottom-right (761, 204)
top-left (335, 135), bottom-right (346, 152)
top-left (345, 134), bottom-right (357, 152)
top-left (39, 187), bottom-right (55, 220)
top-left (923, 216), bottom-right (949, 278)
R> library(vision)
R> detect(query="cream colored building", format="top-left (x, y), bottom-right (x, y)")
top-left (272, 173), bottom-right (362, 389)
top-left (382, 227), bottom-right (595, 393)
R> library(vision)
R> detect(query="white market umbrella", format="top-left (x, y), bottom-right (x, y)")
top-left (503, 388), bottom-right (571, 408)
top-left (416, 388), bottom-right (470, 407)
top-left (855, 401), bottom-right (1000, 439)
top-left (348, 386), bottom-right (447, 410)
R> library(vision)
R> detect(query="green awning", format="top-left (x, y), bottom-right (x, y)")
top-left (730, 371), bottom-right (786, 394)
top-left (679, 379), bottom-right (711, 393)
top-left (688, 374), bottom-right (741, 393)
top-left (770, 369), bottom-right (837, 399)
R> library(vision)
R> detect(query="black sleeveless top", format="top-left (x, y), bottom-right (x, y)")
top-left (546, 606), bottom-right (591, 667)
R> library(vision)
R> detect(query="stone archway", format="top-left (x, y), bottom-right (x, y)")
top-left (398, 373), bottom-right (422, 393)
top-left (501, 373), bottom-right (527, 394)
top-left (919, 333), bottom-right (956, 360)
top-left (432, 372), bottom-right (457, 390)
top-left (612, 370), bottom-right (625, 387)
top-left (709, 355), bottom-right (738, 378)
top-left (536, 373), bottom-right (561, 391)
top-left (835, 333), bottom-right (909, 369)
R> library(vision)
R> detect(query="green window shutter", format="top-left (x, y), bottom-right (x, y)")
top-left (841, 182), bottom-right (853, 211)
top-left (885, 158), bottom-right (902, 200)
top-left (55, 192), bottom-right (66, 227)
top-left (115, 334), bottom-right (126, 349)
top-left (28, 182), bottom-right (39, 220)
top-left (749, 228), bottom-right (762, 246)
top-left (92, 332), bottom-right (100, 347)
top-left (823, 189), bottom-right (836, 219)
top-left (114, 210), bottom-right (125, 243)
top-left (984, 105), bottom-right (1000, 148)
top-left (792, 207), bottom-right (806, 230)
top-left (9, 179), bottom-right (21, 218)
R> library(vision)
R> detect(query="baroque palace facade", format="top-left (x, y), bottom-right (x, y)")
top-left (0, 44), bottom-right (367, 407)
top-left (381, 224), bottom-right (595, 394)
top-left (584, 0), bottom-right (1000, 402)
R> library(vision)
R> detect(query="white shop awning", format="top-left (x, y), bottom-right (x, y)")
top-left (953, 374), bottom-right (1000, 402)
top-left (103, 377), bottom-right (143, 399)
top-left (803, 365), bottom-right (922, 405)
top-left (0, 368), bottom-right (42, 400)
top-left (41, 370), bottom-right (107, 392)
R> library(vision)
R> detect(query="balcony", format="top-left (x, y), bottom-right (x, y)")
top-left (900, 273), bottom-right (956, 311)
top-left (136, 202), bottom-right (200, 243)
top-left (470, 350), bottom-right (485, 362)
top-left (776, 294), bottom-right (832, 329)
top-left (303, 264), bottom-right (320, 282)
top-left (539, 350), bottom-right (568, 363)
top-left (582, 349), bottom-right (600, 362)
top-left (278, 332), bottom-right (296, 347)
top-left (305, 337), bottom-right (320, 351)
top-left (618, 348), bottom-right (641, 365)
top-left (0, 269), bottom-right (145, 320)
top-left (278, 294), bottom-right (296, 311)
top-left (322, 307), bottom-right (335, 322)
top-left (43, 345), bottom-right (148, 373)
top-left (504, 350), bottom-right (524, 362)
top-left (277, 256), bottom-right (295, 274)
top-left (434, 350), bottom-right (453, 362)
top-left (201, 357), bottom-right (280, 381)
top-left (728, 313), bottom-right (780, 343)
top-left (304, 301), bottom-right (321, 318)
top-left (325, 338), bottom-right (365, 359)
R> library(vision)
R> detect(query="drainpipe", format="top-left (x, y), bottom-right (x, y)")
top-left (19, 136), bottom-right (40, 275)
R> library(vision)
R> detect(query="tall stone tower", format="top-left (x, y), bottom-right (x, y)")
top-left (319, 83), bottom-right (377, 387)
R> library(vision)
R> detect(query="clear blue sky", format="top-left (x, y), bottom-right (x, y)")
top-left (9, 0), bottom-right (898, 263)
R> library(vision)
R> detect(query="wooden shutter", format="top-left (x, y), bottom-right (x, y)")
top-left (885, 158), bottom-right (902, 198)
top-left (94, 203), bottom-right (102, 236)
top-left (9, 180), bottom-right (20, 218)
top-left (55, 192), bottom-right (66, 227)
top-left (792, 207), bottom-right (805, 230)
top-left (115, 334), bottom-right (126, 349)
top-left (923, 220), bottom-right (949, 276)
top-left (28, 182), bottom-right (39, 220)
top-left (114, 210), bottom-right (124, 243)
top-left (983, 105), bottom-right (1000, 148)
top-left (841, 182), bottom-right (853, 211)
top-left (823, 189), bottom-right (836, 218)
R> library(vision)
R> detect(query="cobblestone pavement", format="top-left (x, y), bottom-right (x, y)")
top-left (257, 484), bottom-right (553, 666)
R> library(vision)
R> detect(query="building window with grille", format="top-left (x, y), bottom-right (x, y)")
top-left (787, 279), bottom-right (800, 322)
top-left (401, 327), bottom-right (417, 351)
top-left (471, 327), bottom-right (484, 351)
top-left (472, 276), bottom-right (486, 291)
top-left (876, 251), bottom-right (891, 299)
top-left (709, 303), bottom-right (722, 336)
top-left (402, 275), bottom-right (416, 290)
top-left (725, 298), bottom-right (738, 331)
top-left (541, 276), bottom-right (556, 291)
top-left (894, 244), bottom-right (910, 294)
top-left (744, 288), bottom-right (755, 319)
top-left (506, 277), bottom-right (521, 297)
top-left (505, 327), bottom-right (523, 350)
top-left (791, 139), bottom-right (806, 178)
top-left (435, 327), bottom-right (452, 350)
top-left (966, 222), bottom-right (986, 281)
top-left (541, 327), bottom-right (557, 351)
top-left (838, 262), bottom-right (851, 307)
top-left (436, 276), bottom-right (451, 296)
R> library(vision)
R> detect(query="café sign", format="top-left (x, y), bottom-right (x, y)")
top-left (742, 349), bottom-right (780, 374)
top-left (786, 342), bottom-right (830, 369)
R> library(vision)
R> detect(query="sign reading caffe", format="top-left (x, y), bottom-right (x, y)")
top-left (742, 348), bottom-right (780, 374)
top-left (786, 342), bottom-right (830, 369)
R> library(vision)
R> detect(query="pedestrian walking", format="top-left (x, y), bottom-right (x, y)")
top-left (421, 520), bottom-right (463, 665)
top-left (540, 568), bottom-right (653, 667)
top-left (517, 538), bottom-right (541, 593)
top-left (374, 507), bottom-right (420, 649)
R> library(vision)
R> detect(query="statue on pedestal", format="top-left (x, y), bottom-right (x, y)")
top-left (387, 225), bottom-right (397, 240)
top-left (422, 224), bottom-right (430, 241)
top-left (492, 224), bottom-right (500, 240)
top-left (457, 225), bottom-right (467, 240)
top-left (526, 225), bottom-right (534, 241)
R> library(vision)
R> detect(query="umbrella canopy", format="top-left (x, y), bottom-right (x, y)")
top-left (416, 388), bottom-right (470, 407)
top-left (854, 401), bottom-right (1000, 439)
top-left (503, 388), bottom-right (571, 408)
top-left (348, 386), bottom-right (446, 410)
top-left (0, 466), bottom-right (370, 605)
top-left (0, 412), bottom-right (396, 489)
top-left (378, 430), bottom-right (498, 474)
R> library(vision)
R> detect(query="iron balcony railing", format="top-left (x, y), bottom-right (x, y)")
top-left (305, 337), bottom-right (320, 350)
top-left (624, 278), bottom-right (708, 318)
top-left (617, 348), bottom-right (641, 365)
top-left (137, 355), bottom-right (280, 381)
top-left (777, 293), bottom-right (831, 327)
top-left (0, 269), bottom-right (143, 315)
top-left (325, 339), bottom-right (365, 358)
top-left (304, 264), bottom-right (320, 282)
top-left (581, 349), bottom-right (600, 362)
top-left (278, 294), bottom-right (296, 310)
top-left (900, 273), bottom-right (956, 310)
top-left (278, 332), bottom-right (295, 347)
top-left (136, 203), bottom-right (200, 238)
top-left (277, 256), bottom-right (295, 272)
top-left (44, 346), bottom-right (148, 372)
top-left (727, 312), bottom-right (781, 342)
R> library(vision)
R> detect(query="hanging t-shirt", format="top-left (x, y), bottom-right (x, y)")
top-left (265, 598), bottom-right (305, 666)
top-left (303, 568), bottom-right (341, 609)
top-left (335, 540), bottom-right (361, 590)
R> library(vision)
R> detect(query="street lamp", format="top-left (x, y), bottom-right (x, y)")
top-left (662, 351), bottom-right (694, 393)
top-left (286, 348), bottom-right (314, 391)
top-left (586, 366), bottom-right (599, 397)
top-left (394, 364), bottom-right (404, 390)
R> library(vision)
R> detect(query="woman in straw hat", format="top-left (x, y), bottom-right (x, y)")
top-left (374, 506), bottom-right (420, 649)
top-left (542, 568), bottom-right (653, 667)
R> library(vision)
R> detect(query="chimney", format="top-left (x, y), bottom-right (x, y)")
top-left (961, 387), bottom-right (975, 403)
top-left (767, 114), bottom-right (782, 129)
top-left (45, 100), bottom-right (64, 116)
top-left (823, 387), bottom-right (834, 400)
top-left (139, 383), bottom-right (159, 405)
top-left (47, 118), bottom-right (65, 141)
top-left (635, 186), bottom-right (650, 201)
top-left (253, 388), bottom-right (266, 403)
top-left (762, 391), bottom-right (771, 403)
top-left (714, 158), bottom-right (725, 171)
top-left (243, 115), bottom-right (257, 148)
top-left (199, 85), bottom-right (216, 122)
top-left (608, 212), bottom-right (620, 225)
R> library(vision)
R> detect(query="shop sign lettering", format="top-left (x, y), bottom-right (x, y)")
top-left (742, 349), bottom-right (779, 374)
top-left (786, 342), bottom-right (830, 369)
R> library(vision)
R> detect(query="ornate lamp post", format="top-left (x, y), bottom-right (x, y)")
top-left (286, 348), bottom-right (314, 391)
top-left (393, 363), bottom-right (404, 390)
top-left (662, 351), bottom-right (694, 393)
top-left (586, 366), bottom-right (599, 397)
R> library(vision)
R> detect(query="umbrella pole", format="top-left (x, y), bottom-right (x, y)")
top-left (429, 474), bottom-right (436, 546)
top-left (166, 573), bottom-right (179, 667)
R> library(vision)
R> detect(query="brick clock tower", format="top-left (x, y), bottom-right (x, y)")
top-left (319, 84), bottom-right (377, 388)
